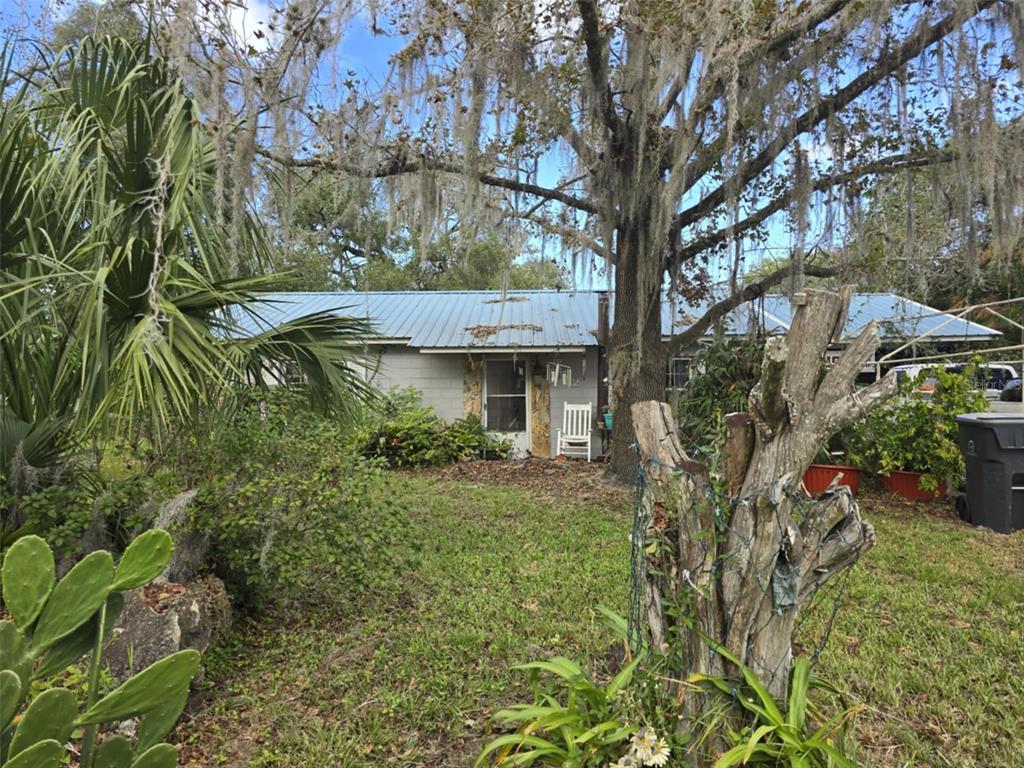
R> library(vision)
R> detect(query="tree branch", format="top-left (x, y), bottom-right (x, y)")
top-left (577, 0), bottom-right (623, 143)
top-left (671, 150), bottom-right (954, 266)
top-left (258, 148), bottom-right (600, 215)
top-left (673, 0), bottom-right (996, 232)
top-left (666, 263), bottom-right (837, 356)
top-left (671, 0), bottom-right (854, 126)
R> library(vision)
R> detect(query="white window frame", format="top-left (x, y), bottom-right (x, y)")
top-left (483, 358), bottom-right (531, 434)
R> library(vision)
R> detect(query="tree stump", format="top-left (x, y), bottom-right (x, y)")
top-left (630, 289), bottom-right (897, 752)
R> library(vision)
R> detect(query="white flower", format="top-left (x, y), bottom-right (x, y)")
top-left (629, 726), bottom-right (660, 763)
top-left (628, 727), bottom-right (671, 767)
top-left (646, 739), bottom-right (671, 767)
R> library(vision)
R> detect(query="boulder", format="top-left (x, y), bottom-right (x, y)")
top-left (105, 575), bottom-right (231, 683)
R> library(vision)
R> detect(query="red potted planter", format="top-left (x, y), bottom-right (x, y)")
top-left (803, 464), bottom-right (862, 495)
top-left (879, 469), bottom-right (945, 501)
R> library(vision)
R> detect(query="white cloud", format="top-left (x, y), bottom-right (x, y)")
top-left (226, 0), bottom-right (276, 52)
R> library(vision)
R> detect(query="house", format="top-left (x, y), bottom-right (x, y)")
top-left (240, 290), bottom-right (1000, 459)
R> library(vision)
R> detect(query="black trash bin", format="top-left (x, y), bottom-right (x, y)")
top-left (956, 413), bottom-right (1024, 533)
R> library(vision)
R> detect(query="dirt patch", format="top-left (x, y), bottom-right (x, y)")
top-left (418, 458), bottom-right (632, 508)
top-left (858, 486), bottom-right (963, 522)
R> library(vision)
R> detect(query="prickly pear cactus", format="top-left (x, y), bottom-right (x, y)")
top-left (0, 531), bottom-right (198, 768)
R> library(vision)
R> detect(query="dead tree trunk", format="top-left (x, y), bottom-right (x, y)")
top-left (630, 289), bottom-right (897, 749)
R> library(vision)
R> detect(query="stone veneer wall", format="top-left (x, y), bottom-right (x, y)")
top-left (462, 354), bottom-right (482, 419)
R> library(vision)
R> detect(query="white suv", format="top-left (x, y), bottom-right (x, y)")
top-left (888, 363), bottom-right (1019, 400)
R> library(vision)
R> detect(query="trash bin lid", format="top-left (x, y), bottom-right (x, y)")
top-left (956, 412), bottom-right (1024, 449)
top-left (955, 413), bottom-right (1024, 423)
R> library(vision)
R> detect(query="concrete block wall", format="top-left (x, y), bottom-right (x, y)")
top-left (366, 346), bottom-right (466, 422)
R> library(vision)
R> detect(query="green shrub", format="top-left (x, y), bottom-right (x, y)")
top-left (177, 389), bottom-right (420, 611)
top-left (476, 609), bottom-right (685, 768)
top-left (843, 363), bottom-right (988, 490)
top-left (1, 472), bottom-right (153, 560)
top-left (0, 531), bottom-right (198, 768)
top-left (478, 610), bottom-right (859, 768)
top-left (691, 652), bottom-right (859, 768)
top-left (358, 389), bottom-right (510, 467)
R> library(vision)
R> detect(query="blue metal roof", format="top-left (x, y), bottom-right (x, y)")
top-left (234, 291), bottom-right (600, 349)
top-left (235, 290), bottom-right (999, 349)
top-left (663, 292), bottom-right (1000, 341)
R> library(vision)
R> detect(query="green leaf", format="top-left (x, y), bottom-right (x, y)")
top-left (605, 653), bottom-right (641, 698)
top-left (1, 739), bottom-right (65, 768)
top-left (8, 688), bottom-right (76, 759)
top-left (34, 592), bottom-right (124, 680)
top-left (30, 550), bottom-right (114, 655)
top-left (574, 719), bottom-right (631, 745)
top-left (78, 650), bottom-right (200, 725)
top-left (595, 605), bottom-right (629, 640)
top-left (0, 621), bottom-right (28, 678)
top-left (741, 724), bottom-right (777, 762)
top-left (0, 669), bottom-right (22, 730)
top-left (787, 656), bottom-right (810, 731)
top-left (135, 690), bottom-right (188, 753)
top-left (94, 736), bottom-right (135, 768)
top-left (112, 530), bottom-right (173, 591)
top-left (129, 743), bottom-right (178, 768)
top-left (511, 657), bottom-right (585, 681)
top-left (473, 733), bottom-right (567, 768)
top-left (1, 535), bottom-right (54, 629)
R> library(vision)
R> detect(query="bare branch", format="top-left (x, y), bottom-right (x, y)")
top-left (666, 264), bottom-right (838, 356)
top-left (674, 0), bottom-right (997, 232)
top-left (671, 150), bottom-right (954, 264)
top-left (577, 0), bottom-right (623, 143)
top-left (258, 148), bottom-right (600, 215)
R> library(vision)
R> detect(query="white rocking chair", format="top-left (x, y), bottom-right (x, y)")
top-left (557, 402), bottom-right (593, 461)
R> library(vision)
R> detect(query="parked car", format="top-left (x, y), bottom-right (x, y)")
top-left (1000, 378), bottom-right (1023, 402)
top-left (946, 363), bottom-right (1018, 399)
top-left (889, 363), bottom-right (1019, 400)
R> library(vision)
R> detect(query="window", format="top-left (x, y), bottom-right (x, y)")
top-left (485, 360), bottom-right (527, 432)
top-left (666, 357), bottom-right (691, 391)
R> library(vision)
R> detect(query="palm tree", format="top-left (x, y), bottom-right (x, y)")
top-left (0, 37), bottom-right (373, 489)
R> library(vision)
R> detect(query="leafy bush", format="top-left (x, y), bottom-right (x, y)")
top-left (176, 389), bottom-right (420, 611)
top-left (843, 364), bottom-right (988, 490)
top-left (671, 334), bottom-right (765, 456)
top-left (478, 610), bottom-right (859, 768)
top-left (1, 472), bottom-right (154, 560)
top-left (0, 531), bottom-right (198, 768)
top-left (475, 655), bottom-right (645, 767)
top-left (358, 389), bottom-right (510, 467)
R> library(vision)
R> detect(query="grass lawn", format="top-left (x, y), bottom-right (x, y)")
top-left (177, 465), bottom-right (1024, 768)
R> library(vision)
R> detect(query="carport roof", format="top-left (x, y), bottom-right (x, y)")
top-left (234, 290), bottom-right (1000, 349)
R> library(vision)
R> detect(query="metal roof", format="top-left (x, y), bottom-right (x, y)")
top-left (235, 290), bottom-right (999, 349)
top-left (234, 291), bottom-right (599, 349)
top-left (664, 292), bottom-right (1000, 341)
